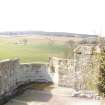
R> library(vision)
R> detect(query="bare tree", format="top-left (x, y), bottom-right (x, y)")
top-left (23, 39), bottom-right (28, 45)
top-left (64, 40), bottom-right (77, 59)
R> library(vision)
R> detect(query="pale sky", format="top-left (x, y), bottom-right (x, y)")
top-left (0, 0), bottom-right (105, 36)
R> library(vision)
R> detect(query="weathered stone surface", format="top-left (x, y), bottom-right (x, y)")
top-left (49, 44), bottom-right (100, 90)
top-left (0, 60), bottom-right (54, 104)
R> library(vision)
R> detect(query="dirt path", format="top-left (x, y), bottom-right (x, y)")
top-left (5, 87), bottom-right (101, 105)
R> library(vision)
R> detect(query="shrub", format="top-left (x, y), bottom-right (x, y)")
top-left (98, 47), bottom-right (105, 97)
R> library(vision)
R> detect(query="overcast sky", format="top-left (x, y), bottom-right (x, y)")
top-left (0, 0), bottom-right (105, 36)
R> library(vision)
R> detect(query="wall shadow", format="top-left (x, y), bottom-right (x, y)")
top-left (8, 83), bottom-right (53, 105)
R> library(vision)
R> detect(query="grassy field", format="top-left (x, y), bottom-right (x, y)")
top-left (0, 36), bottom-right (68, 63)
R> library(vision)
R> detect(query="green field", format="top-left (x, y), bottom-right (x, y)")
top-left (0, 37), bottom-right (66, 63)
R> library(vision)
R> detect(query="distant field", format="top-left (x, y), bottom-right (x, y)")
top-left (0, 35), bottom-right (73, 63)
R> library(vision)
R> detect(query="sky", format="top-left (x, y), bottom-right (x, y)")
top-left (0, 0), bottom-right (105, 36)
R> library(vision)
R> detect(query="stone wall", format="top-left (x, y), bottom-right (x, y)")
top-left (74, 45), bottom-right (99, 90)
top-left (0, 59), bottom-right (19, 96)
top-left (49, 44), bottom-right (100, 90)
top-left (15, 63), bottom-right (53, 85)
top-left (49, 57), bottom-right (74, 87)
top-left (0, 59), bottom-right (55, 99)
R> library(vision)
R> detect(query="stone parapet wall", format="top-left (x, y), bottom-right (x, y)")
top-left (0, 59), bottom-right (54, 99)
top-left (49, 44), bottom-right (100, 90)
top-left (15, 63), bottom-right (53, 85)
top-left (0, 59), bottom-right (19, 96)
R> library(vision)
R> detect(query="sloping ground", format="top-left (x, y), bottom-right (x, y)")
top-left (5, 86), bottom-right (101, 105)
